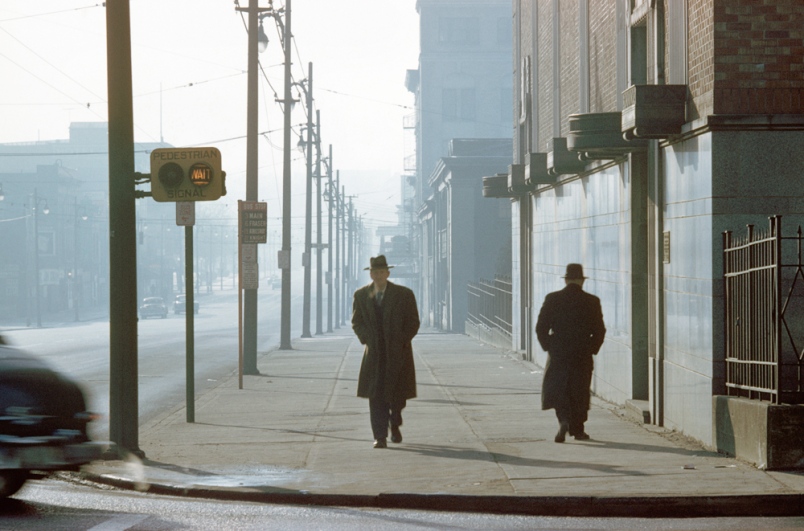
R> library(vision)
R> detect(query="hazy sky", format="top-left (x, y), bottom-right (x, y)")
top-left (0, 0), bottom-right (419, 230)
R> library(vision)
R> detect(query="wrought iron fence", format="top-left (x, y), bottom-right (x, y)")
top-left (466, 276), bottom-right (512, 349)
top-left (723, 216), bottom-right (804, 404)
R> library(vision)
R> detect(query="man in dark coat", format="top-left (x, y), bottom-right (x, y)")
top-left (535, 263), bottom-right (606, 443)
top-left (352, 255), bottom-right (420, 448)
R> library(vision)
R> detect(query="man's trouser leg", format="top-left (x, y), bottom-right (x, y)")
top-left (554, 403), bottom-right (571, 427)
top-left (369, 397), bottom-right (390, 440)
top-left (389, 400), bottom-right (406, 428)
top-left (568, 357), bottom-right (594, 435)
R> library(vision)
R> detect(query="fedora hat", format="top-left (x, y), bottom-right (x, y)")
top-left (365, 255), bottom-right (394, 271)
top-left (563, 263), bottom-right (586, 280)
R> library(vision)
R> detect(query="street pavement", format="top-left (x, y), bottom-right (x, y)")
top-left (83, 328), bottom-right (804, 517)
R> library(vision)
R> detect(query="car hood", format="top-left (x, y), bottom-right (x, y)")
top-left (0, 345), bottom-right (89, 430)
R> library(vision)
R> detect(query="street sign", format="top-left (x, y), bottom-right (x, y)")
top-left (239, 201), bottom-right (267, 244)
top-left (150, 147), bottom-right (226, 202)
top-left (241, 243), bottom-right (257, 263)
top-left (176, 202), bottom-right (195, 226)
top-left (241, 262), bottom-right (259, 290)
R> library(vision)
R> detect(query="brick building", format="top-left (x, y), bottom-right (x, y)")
top-left (494, 0), bottom-right (804, 466)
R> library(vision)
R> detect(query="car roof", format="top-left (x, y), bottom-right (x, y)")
top-left (0, 342), bottom-right (51, 370)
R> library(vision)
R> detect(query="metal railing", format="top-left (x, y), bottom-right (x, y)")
top-left (466, 276), bottom-right (512, 349)
top-left (723, 216), bottom-right (804, 404)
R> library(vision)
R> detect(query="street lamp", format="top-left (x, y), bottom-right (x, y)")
top-left (31, 188), bottom-right (49, 328)
top-left (257, 20), bottom-right (269, 53)
top-left (237, 0), bottom-right (294, 352)
top-left (235, 0), bottom-right (274, 371)
top-left (73, 198), bottom-right (89, 322)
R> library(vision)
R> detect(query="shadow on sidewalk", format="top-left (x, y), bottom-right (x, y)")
top-left (392, 443), bottom-right (648, 476)
top-left (393, 437), bottom-right (722, 466)
top-left (193, 422), bottom-right (365, 443)
top-left (582, 438), bottom-right (725, 459)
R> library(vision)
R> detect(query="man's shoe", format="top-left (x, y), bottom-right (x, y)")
top-left (373, 438), bottom-right (387, 449)
top-left (555, 422), bottom-right (569, 443)
top-left (390, 425), bottom-right (402, 444)
top-left (574, 432), bottom-right (591, 440)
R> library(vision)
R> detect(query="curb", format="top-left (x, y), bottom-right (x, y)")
top-left (81, 472), bottom-right (804, 517)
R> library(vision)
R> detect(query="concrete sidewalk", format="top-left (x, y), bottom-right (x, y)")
top-left (83, 329), bottom-right (804, 516)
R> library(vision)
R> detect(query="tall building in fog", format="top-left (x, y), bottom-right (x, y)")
top-left (406, 0), bottom-right (513, 327)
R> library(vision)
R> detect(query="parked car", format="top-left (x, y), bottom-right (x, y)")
top-left (173, 294), bottom-right (199, 315)
top-left (139, 297), bottom-right (168, 319)
top-left (270, 277), bottom-right (281, 290)
top-left (0, 336), bottom-right (104, 498)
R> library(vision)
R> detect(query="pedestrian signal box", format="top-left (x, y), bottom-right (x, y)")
top-left (150, 147), bottom-right (226, 202)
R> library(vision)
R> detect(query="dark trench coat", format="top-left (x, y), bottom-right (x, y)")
top-left (535, 283), bottom-right (606, 412)
top-left (352, 281), bottom-right (420, 403)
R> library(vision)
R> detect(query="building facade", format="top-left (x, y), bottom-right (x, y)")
top-left (0, 122), bottom-right (191, 325)
top-left (407, 0), bottom-right (514, 327)
top-left (500, 0), bottom-right (804, 457)
top-left (425, 139), bottom-right (512, 332)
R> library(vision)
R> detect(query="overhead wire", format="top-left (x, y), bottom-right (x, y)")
top-left (0, 51), bottom-right (106, 119)
top-left (0, 26), bottom-right (104, 104)
top-left (0, 3), bottom-right (103, 23)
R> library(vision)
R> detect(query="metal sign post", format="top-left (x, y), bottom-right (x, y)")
top-left (238, 201), bottom-right (267, 388)
top-left (177, 202), bottom-right (196, 422)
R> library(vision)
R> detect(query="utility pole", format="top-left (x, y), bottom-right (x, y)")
top-left (325, 144), bottom-right (333, 333)
top-left (279, 0), bottom-right (294, 350)
top-left (347, 197), bottom-right (354, 310)
top-left (334, 172), bottom-right (341, 328)
top-left (301, 61), bottom-right (313, 338)
top-left (356, 215), bottom-right (363, 292)
top-left (314, 110), bottom-right (323, 335)
top-left (236, 0), bottom-right (272, 373)
top-left (105, 0), bottom-right (141, 457)
top-left (341, 185), bottom-right (349, 325)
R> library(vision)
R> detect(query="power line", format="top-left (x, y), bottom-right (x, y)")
top-left (0, 51), bottom-right (105, 118)
top-left (0, 26), bottom-right (104, 104)
top-left (319, 87), bottom-right (414, 112)
top-left (0, 4), bottom-right (103, 23)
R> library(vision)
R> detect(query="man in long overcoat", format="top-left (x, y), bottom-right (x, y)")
top-left (535, 263), bottom-right (606, 443)
top-left (352, 255), bottom-right (420, 448)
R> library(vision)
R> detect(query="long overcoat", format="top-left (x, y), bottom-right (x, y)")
top-left (352, 281), bottom-right (420, 403)
top-left (535, 283), bottom-right (606, 411)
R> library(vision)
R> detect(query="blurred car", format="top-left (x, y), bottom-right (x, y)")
top-left (0, 336), bottom-right (104, 498)
top-left (139, 297), bottom-right (168, 319)
top-left (173, 294), bottom-right (199, 315)
top-left (270, 277), bottom-right (281, 290)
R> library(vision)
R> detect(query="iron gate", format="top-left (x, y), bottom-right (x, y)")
top-left (723, 216), bottom-right (804, 404)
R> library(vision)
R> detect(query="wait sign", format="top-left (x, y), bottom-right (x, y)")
top-left (239, 201), bottom-right (267, 244)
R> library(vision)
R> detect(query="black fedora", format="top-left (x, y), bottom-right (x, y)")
top-left (563, 263), bottom-right (586, 280)
top-left (365, 255), bottom-right (394, 271)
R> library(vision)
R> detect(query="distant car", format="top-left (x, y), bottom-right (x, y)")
top-left (270, 277), bottom-right (281, 290)
top-left (0, 336), bottom-right (104, 498)
top-left (139, 297), bottom-right (168, 319)
top-left (174, 294), bottom-right (199, 315)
